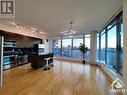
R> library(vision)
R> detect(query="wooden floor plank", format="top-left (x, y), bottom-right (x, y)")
top-left (0, 60), bottom-right (122, 95)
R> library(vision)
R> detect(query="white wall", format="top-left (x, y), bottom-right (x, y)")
top-left (101, 64), bottom-right (123, 80)
top-left (44, 39), bottom-right (50, 53)
top-left (44, 38), bottom-right (54, 53)
top-left (49, 39), bottom-right (53, 52)
top-left (90, 31), bottom-right (97, 64)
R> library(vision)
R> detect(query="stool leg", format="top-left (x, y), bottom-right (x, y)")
top-left (53, 63), bottom-right (56, 67)
top-left (47, 60), bottom-right (48, 70)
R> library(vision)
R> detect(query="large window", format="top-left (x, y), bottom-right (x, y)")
top-left (100, 30), bottom-right (106, 63)
top-left (62, 39), bottom-right (72, 57)
top-left (52, 35), bottom-right (90, 62)
top-left (53, 39), bottom-right (61, 56)
top-left (107, 25), bottom-right (117, 70)
top-left (97, 34), bottom-right (99, 61)
top-left (98, 11), bottom-right (123, 75)
top-left (119, 22), bottom-right (123, 74)
top-left (84, 35), bottom-right (90, 61)
top-left (72, 38), bottom-right (83, 58)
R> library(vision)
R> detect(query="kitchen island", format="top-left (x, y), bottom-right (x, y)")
top-left (28, 53), bottom-right (54, 69)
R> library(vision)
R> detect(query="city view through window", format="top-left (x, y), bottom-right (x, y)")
top-left (98, 12), bottom-right (123, 74)
top-left (53, 35), bottom-right (90, 62)
top-left (52, 12), bottom-right (123, 75)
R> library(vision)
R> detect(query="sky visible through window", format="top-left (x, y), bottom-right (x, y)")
top-left (62, 39), bottom-right (71, 48)
top-left (101, 26), bottom-right (118, 49)
top-left (62, 36), bottom-right (90, 49)
top-left (73, 39), bottom-right (83, 48)
top-left (121, 23), bottom-right (123, 48)
top-left (108, 25), bottom-right (116, 48)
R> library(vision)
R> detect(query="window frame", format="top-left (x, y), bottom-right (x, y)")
top-left (98, 11), bottom-right (123, 75)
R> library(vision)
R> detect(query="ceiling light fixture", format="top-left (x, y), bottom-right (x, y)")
top-left (7, 21), bottom-right (45, 35)
top-left (61, 21), bottom-right (76, 36)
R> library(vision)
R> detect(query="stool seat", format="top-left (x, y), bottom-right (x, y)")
top-left (45, 58), bottom-right (51, 60)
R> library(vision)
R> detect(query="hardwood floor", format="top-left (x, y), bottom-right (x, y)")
top-left (0, 60), bottom-right (122, 95)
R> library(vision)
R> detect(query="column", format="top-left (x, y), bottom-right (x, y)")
top-left (49, 38), bottom-right (53, 53)
top-left (44, 39), bottom-right (50, 52)
top-left (90, 31), bottom-right (97, 64)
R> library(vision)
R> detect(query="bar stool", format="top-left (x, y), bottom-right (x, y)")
top-left (50, 57), bottom-right (56, 67)
top-left (43, 57), bottom-right (51, 70)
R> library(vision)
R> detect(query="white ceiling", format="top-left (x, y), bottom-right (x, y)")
top-left (14, 0), bottom-right (122, 37)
